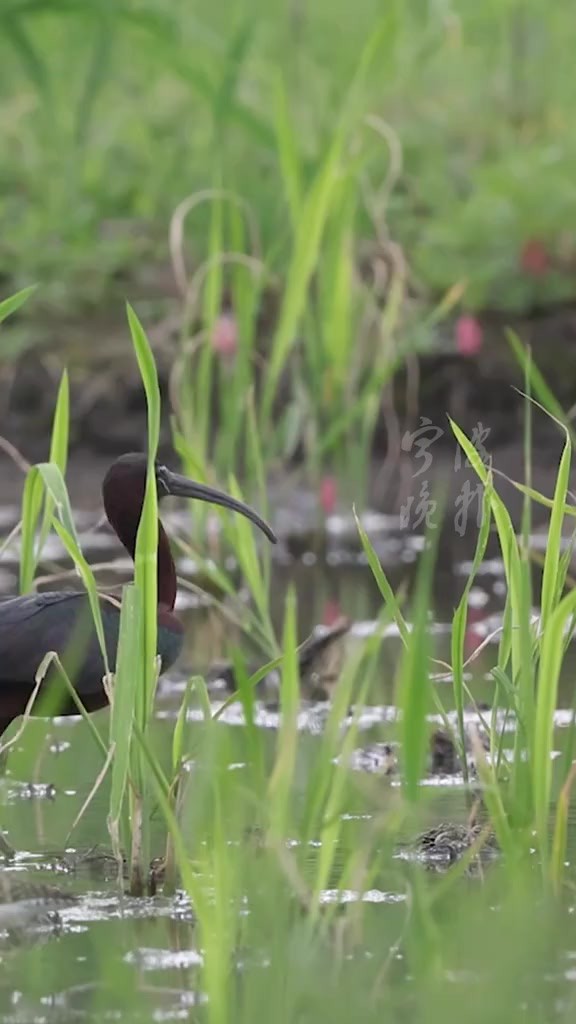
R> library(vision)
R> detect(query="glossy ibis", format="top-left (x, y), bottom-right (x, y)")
top-left (0, 453), bottom-right (277, 741)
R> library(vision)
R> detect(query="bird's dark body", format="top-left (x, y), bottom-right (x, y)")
top-left (0, 452), bottom-right (275, 742)
top-left (0, 591), bottom-right (183, 727)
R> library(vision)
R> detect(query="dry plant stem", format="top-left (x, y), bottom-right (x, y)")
top-left (0, 674), bottom-right (43, 757)
top-left (431, 622), bottom-right (506, 679)
top-left (362, 114), bottom-right (403, 223)
top-left (66, 743), bottom-right (116, 843)
top-left (169, 189), bottom-right (261, 296)
top-left (182, 252), bottom-right (268, 333)
top-left (0, 435), bottom-right (31, 475)
top-left (32, 563), bottom-right (131, 590)
top-left (0, 521), bottom-right (22, 562)
top-left (31, 652), bottom-right (109, 760)
top-left (167, 329), bottom-right (206, 420)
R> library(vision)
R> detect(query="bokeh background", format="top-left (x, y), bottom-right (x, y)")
top-left (2, 0), bottom-right (575, 511)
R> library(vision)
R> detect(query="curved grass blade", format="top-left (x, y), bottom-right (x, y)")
top-left (126, 303), bottom-right (160, 718)
top-left (540, 429), bottom-right (571, 634)
top-left (107, 583), bottom-right (142, 853)
top-left (354, 507), bottom-right (409, 645)
top-left (451, 481), bottom-right (492, 781)
top-left (533, 587), bottom-right (576, 856)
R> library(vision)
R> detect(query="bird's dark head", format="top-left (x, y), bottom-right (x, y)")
top-left (103, 452), bottom-right (277, 546)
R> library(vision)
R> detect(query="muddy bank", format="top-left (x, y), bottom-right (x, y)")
top-left (0, 290), bottom-right (573, 538)
top-left (2, 291), bottom-right (575, 453)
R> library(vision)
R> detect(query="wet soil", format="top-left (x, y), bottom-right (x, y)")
top-left (2, 294), bottom-right (575, 512)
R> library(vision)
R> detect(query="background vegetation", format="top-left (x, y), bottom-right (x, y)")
top-left (3, 0), bottom-right (576, 316)
top-left (2, 2), bottom-right (576, 1021)
top-left (3, 0), bottom-right (576, 491)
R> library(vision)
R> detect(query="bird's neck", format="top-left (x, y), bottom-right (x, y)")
top-left (157, 522), bottom-right (177, 610)
top-left (116, 517), bottom-right (177, 611)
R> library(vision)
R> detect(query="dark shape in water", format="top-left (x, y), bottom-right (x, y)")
top-left (0, 453), bottom-right (277, 740)
top-left (429, 728), bottom-right (461, 775)
top-left (404, 820), bottom-right (499, 870)
top-left (0, 874), bottom-right (78, 929)
top-left (206, 616), bottom-right (351, 704)
top-left (429, 718), bottom-right (491, 777)
top-left (0, 873), bottom-right (79, 950)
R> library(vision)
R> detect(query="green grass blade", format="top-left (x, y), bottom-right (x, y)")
top-left (354, 508), bottom-right (409, 645)
top-left (0, 285), bottom-right (37, 325)
top-left (506, 329), bottom-right (574, 439)
top-left (38, 370), bottom-right (70, 559)
top-left (450, 418), bottom-right (524, 686)
top-left (540, 430), bottom-right (571, 633)
top-left (451, 482), bottom-right (492, 778)
top-left (261, 144), bottom-right (342, 423)
top-left (273, 73), bottom-right (302, 230)
top-left (533, 588), bottom-right (576, 854)
top-left (19, 468), bottom-right (45, 594)
top-left (107, 584), bottom-right (142, 839)
top-left (266, 585), bottom-right (299, 841)
top-left (399, 522), bottom-right (439, 802)
top-left (126, 303), bottom-right (161, 718)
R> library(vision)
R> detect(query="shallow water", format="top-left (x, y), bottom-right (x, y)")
top-left (1, 499), bottom-right (576, 1019)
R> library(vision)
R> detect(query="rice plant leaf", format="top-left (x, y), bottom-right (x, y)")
top-left (20, 457), bottom-right (76, 597)
top-left (213, 17), bottom-right (256, 129)
top-left (449, 418), bottom-right (524, 680)
top-left (273, 73), bottom-right (302, 229)
top-left (506, 329), bottom-right (573, 438)
top-left (172, 676), bottom-right (195, 773)
top-left (354, 508), bottom-right (409, 645)
top-left (126, 304), bottom-right (160, 718)
top-left (108, 584), bottom-right (141, 832)
top-left (127, 303), bottom-right (160, 456)
top-left (309, 640), bottom-right (376, 916)
top-left (551, 762), bottom-right (576, 893)
top-left (540, 430), bottom-right (571, 633)
top-left (74, 14), bottom-right (115, 144)
top-left (19, 468), bottom-right (45, 593)
top-left (451, 482), bottom-right (492, 776)
top-left (267, 586), bottom-right (299, 838)
top-left (399, 524), bottom-right (438, 801)
top-left (38, 370), bottom-right (70, 560)
top-left (534, 588), bottom-right (576, 852)
top-left (0, 285), bottom-right (37, 325)
top-left (495, 476), bottom-right (576, 518)
top-left (261, 143), bottom-right (343, 422)
top-left (3, 16), bottom-right (49, 96)
top-left (51, 523), bottom-right (110, 676)
top-left (224, 473), bottom-right (277, 653)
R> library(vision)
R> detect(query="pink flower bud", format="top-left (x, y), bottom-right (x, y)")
top-left (322, 599), bottom-right (343, 627)
top-left (319, 475), bottom-right (337, 516)
top-left (455, 314), bottom-right (483, 357)
top-left (211, 312), bottom-right (238, 358)
top-left (520, 238), bottom-right (550, 277)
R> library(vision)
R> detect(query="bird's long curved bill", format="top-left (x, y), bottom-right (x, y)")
top-left (165, 470), bottom-right (277, 544)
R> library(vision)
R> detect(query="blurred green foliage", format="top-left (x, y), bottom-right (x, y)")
top-left (1, 0), bottom-right (575, 315)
